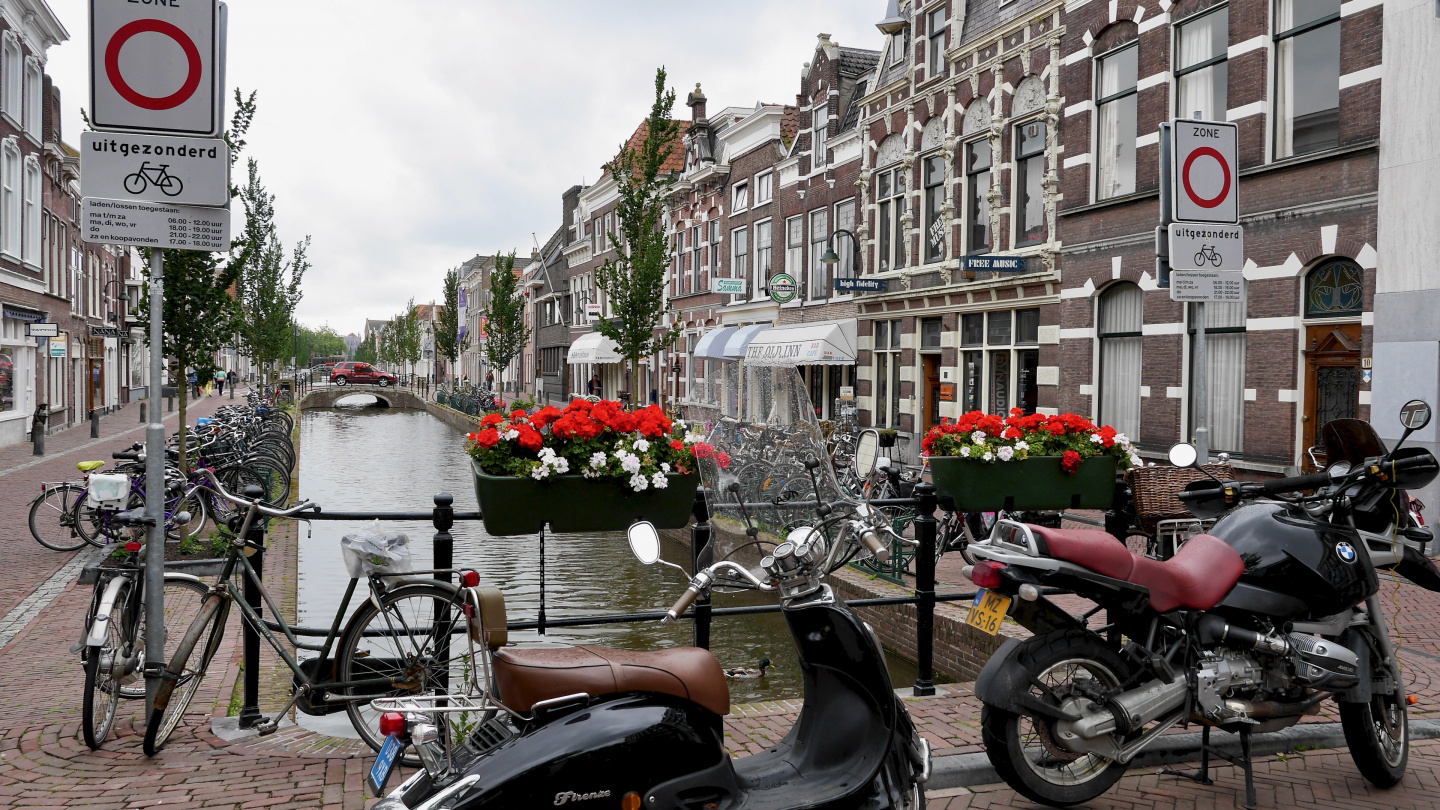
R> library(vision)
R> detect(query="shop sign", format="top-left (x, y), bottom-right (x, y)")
top-left (963, 255), bottom-right (1028, 273)
top-left (939, 383), bottom-right (957, 402)
top-left (839, 385), bottom-right (855, 401)
top-left (768, 273), bottom-right (798, 304)
top-left (27, 322), bottom-right (59, 338)
top-left (49, 333), bottom-right (67, 358)
top-left (713, 277), bottom-right (747, 295)
top-left (91, 325), bottom-right (126, 338)
top-left (835, 277), bottom-right (887, 292)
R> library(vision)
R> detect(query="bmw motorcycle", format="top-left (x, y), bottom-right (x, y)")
top-left (964, 399), bottom-right (1440, 807)
top-left (369, 365), bottom-right (930, 809)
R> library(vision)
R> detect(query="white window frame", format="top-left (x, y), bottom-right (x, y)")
top-left (2, 138), bottom-right (20, 258)
top-left (732, 181), bottom-right (749, 212)
top-left (754, 171), bottom-right (773, 204)
top-left (875, 165), bottom-right (907, 273)
top-left (808, 209), bottom-right (828, 300)
top-left (730, 226), bottom-right (748, 299)
top-left (813, 104), bottom-right (829, 167)
top-left (1173, 4), bottom-right (1229, 122)
top-left (753, 219), bottom-right (773, 301)
top-left (963, 137), bottom-right (993, 255)
top-left (1, 34), bottom-right (19, 122)
top-left (927, 7), bottom-right (948, 78)
top-left (1094, 43), bottom-right (1140, 202)
top-left (1012, 118), bottom-right (1048, 247)
top-left (23, 154), bottom-right (39, 266)
top-left (833, 198), bottom-right (858, 286)
top-left (872, 318), bottom-right (904, 429)
top-left (1272, 0), bottom-right (1342, 159)
top-left (785, 215), bottom-right (804, 288)
top-left (921, 151), bottom-right (946, 264)
top-left (23, 57), bottom-right (41, 140)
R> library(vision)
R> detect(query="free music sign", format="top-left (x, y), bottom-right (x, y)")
top-left (1172, 118), bottom-right (1239, 225)
top-left (90, 0), bottom-right (223, 137)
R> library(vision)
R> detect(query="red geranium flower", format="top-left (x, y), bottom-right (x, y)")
top-left (1061, 450), bottom-right (1082, 474)
top-left (515, 424), bottom-right (543, 453)
top-left (531, 406), bottom-right (563, 429)
top-left (480, 413), bottom-right (503, 428)
top-left (716, 452), bottom-right (731, 469)
top-left (476, 428), bottom-right (500, 449)
top-left (670, 440), bottom-right (685, 452)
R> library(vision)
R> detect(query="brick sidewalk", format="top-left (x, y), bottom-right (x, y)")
top-left (0, 395), bottom-right (228, 619)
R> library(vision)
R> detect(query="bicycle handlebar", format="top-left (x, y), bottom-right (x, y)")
top-left (197, 468), bottom-right (317, 518)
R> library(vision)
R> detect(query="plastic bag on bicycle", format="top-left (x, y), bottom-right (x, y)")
top-left (86, 474), bottom-right (131, 509)
top-left (340, 524), bottom-right (415, 579)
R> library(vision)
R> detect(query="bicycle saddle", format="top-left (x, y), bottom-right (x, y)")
top-left (77, 461), bottom-right (106, 472)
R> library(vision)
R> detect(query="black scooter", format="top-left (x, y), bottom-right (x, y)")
top-left (370, 474), bottom-right (930, 809)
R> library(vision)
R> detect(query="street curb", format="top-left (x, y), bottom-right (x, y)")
top-left (927, 718), bottom-right (1440, 790)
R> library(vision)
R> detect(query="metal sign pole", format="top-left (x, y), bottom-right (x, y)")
top-left (1194, 301), bottom-right (1209, 463)
top-left (1156, 122), bottom-right (1173, 289)
top-left (144, 248), bottom-right (166, 712)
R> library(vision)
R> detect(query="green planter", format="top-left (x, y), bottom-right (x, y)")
top-left (928, 455), bottom-right (1116, 512)
top-left (470, 459), bottom-right (699, 536)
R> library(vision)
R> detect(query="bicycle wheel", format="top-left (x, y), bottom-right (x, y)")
top-left (336, 581), bottom-right (470, 760)
top-left (29, 484), bottom-right (88, 551)
top-left (120, 575), bottom-right (213, 702)
top-left (82, 577), bottom-right (131, 749)
top-left (73, 492), bottom-right (145, 548)
top-left (142, 595), bottom-right (228, 756)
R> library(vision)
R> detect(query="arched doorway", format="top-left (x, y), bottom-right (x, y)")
top-left (1301, 258), bottom-right (1364, 464)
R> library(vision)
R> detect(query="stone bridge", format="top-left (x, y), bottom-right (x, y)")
top-left (299, 386), bottom-right (427, 410)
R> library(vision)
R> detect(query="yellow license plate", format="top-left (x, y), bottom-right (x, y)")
top-left (966, 589), bottom-right (1012, 636)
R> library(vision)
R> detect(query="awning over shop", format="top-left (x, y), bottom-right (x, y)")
top-left (723, 324), bottom-right (771, 360)
top-left (693, 326), bottom-right (737, 361)
top-left (566, 331), bottom-right (622, 364)
top-left (743, 319), bottom-right (858, 366)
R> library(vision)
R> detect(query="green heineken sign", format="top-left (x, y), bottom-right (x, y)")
top-left (768, 273), bottom-right (797, 303)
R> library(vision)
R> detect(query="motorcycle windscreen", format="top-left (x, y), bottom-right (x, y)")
top-left (1320, 418), bottom-right (1387, 466)
top-left (683, 364), bottom-right (851, 554)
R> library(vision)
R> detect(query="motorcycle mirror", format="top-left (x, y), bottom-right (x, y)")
top-left (627, 521), bottom-right (661, 565)
top-left (1400, 400), bottom-right (1432, 432)
top-left (1168, 443), bottom-right (1199, 468)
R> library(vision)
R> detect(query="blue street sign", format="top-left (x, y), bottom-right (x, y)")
top-left (834, 277), bottom-right (888, 292)
top-left (964, 255), bottom-right (1028, 273)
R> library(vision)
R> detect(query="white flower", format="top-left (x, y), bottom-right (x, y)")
top-left (581, 468), bottom-right (598, 479)
top-left (997, 446), bottom-right (1014, 461)
top-left (1015, 440), bottom-right (1029, 451)
top-left (634, 438), bottom-right (651, 452)
top-left (621, 454), bottom-right (642, 474)
top-left (983, 451), bottom-right (994, 461)
top-left (530, 465), bottom-right (549, 480)
top-left (1114, 433), bottom-right (1130, 447)
top-left (1090, 433), bottom-right (1103, 444)
top-left (960, 446), bottom-right (971, 458)
top-left (549, 457), bottom-right (570, 473)
top-left (538, 447), bottom-right (556, 460)
top-left (589, 452), bottom-right (607, 469)
top-left (630, 473), bottom-right (650, 492)
top-left (503, 429), bottom-right (519, 441)
top-left (1130, 454), bottom-right (1143, 468)
top-left (651, 472), bottom-right (668, 489)
top-left (660, 462), bottom-right (671, 473)
top-left (971, 431), bottom-right (986, 444)
top-left (684, 433), bottom-right (701, 444)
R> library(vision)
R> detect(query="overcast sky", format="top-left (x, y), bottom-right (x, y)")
top-left (44, 0), bottom-right (885, 335)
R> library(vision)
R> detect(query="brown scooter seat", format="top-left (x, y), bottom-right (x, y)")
top-left (492, 645), bottom-right (731, 717)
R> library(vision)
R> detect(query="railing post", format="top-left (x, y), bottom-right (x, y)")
top-left (432, 492), bottom-right (454, 691)
top-left (238, 484), bottom-right (268, 728)
top-left (912, 482), bottom-right (938, 697)
top-left (690, 490), bottom-right (713, 649)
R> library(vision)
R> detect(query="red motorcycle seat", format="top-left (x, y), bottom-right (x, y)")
top-left (492, 645), bottom-right (731, 716)
top-left (1027, 526), bottom-right (1243, 612)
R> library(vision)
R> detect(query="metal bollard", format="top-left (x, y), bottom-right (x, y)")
top-left (432, 492), bottom-right (454, 692)
top-left (912, 482), bottom-right (938, 697)
top-left (690, 490), bottom-right (713, 649)
top-left (167, 396), bottom-right (174, 414)
top-left (90, 409), bottom-right (99, 438)
top-left (32, 426), bottom-right (43, 456)
top-left (237, 484), bottom-right (268, 729)
top-left (139, 401), bottom-right (146, 423)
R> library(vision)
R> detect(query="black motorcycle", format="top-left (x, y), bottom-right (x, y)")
top-left (368, 367), bottom-right (930, 809)
top-left (962, 399), bottom-right (1439, 808)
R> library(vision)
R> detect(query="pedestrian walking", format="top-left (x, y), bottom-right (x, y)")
top-left (485, 371), bottom-right (494, 389)
top-left (215, 373), bottom-right (225, 396)
top-left (227, 369), bottom-right (238, 390)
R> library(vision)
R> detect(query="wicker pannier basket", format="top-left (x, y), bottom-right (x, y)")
top-left (1128, 463), bottom-right (1235, 534)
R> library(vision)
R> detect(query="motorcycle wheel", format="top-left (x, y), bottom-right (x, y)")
top-left (980, 630), bottom-right (1131, 807)
top-left (1340, 681), bottom-right (1408, 787)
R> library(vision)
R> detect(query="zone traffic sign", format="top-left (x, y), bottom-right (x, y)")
top-left (90, 0), bottom-right (223, 137)
top-left (1172, 118), bottom-right (1238, 225)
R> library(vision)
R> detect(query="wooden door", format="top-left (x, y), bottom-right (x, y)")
top-left (923, 355), bottom-right (941, 433)
top-left (1302, 323), bottom-right (1361, 469)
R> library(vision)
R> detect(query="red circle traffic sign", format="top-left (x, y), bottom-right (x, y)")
top-left (103, 20), bottom-right (203, 111)
top-left (1181, 146), bottom-right (1231, 209)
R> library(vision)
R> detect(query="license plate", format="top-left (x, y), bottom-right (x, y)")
top-left (965, 588), bottom-right (1012, 636)
top-left (368, 733), bottom-right (403, 796)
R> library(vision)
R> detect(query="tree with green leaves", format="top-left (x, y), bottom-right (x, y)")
top-left (235, 159), bottom-right (310, 389)
top-left (134, 89), bottom-right (258, 474)
top-left (481, 252), bottom-right (529, 394)
top-left (353, 331), bottom-right (379, 365)
top-left (295, 324), bottom-right (347, 367)
top-left (385, 301), bottom-right (423, 376)
top-left (435, 266), bottom-right (469, 384)
top-left (593, 68), bottom-right (681, 400)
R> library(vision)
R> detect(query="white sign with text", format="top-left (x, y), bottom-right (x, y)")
top-left (83, 197), bottom-right (231, 252)
top-left (81, 132), bottom-right (229, 207)
top-left (1168, 222), bottom-right (1244, 271)
top-left (1169, 270), bottom-right (1246, 303)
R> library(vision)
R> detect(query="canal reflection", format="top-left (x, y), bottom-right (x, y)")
top-left (296, 405), bottom-right (919, 734)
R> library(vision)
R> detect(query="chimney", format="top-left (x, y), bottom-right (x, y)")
top-left (686, 83), bottom-right (707, 124)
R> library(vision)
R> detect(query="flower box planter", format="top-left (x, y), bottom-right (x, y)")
top-left (928, 455), bottom-right (1117, 512)
top-left (471, 459), bottom-right (699, 536)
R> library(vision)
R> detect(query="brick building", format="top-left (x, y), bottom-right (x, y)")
top-left (1055, 0), bottom-right (1383, 471)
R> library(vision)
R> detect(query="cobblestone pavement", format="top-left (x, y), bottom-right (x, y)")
top-left (6, 444), bottom-right (1440, 807)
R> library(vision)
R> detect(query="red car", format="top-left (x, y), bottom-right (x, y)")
top-left (330, 362), bottom-right (396, 387)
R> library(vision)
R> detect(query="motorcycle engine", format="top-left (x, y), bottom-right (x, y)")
top-left (1287, 633), bottom-right (1360, 688)
top-left (1195, 649), bottom-right (1264, 719)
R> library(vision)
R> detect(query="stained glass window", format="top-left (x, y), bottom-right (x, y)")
top-left (1305, 259), bottom-right (1363, 317)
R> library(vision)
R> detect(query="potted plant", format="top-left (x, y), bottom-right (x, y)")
top-left (877, 429), bottom-right (898, 448)
top-left (466, 399), bottom-right (712, 536)
top-left (922, 409), bottom-right (1140, 512)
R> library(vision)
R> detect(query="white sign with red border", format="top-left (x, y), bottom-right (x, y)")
top-left (90, 0), bottom-right (222, 137)
top-left (1172, 118), bottom-right (1239, 225)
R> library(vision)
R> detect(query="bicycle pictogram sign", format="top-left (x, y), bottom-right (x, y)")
top-left (1193, 244), bottom-right (1223, 267)
top-left (123, 162), bottom-right (184, 198)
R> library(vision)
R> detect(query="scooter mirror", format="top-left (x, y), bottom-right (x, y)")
top-left (855, 430), bottom-right (879, 477)
top-left (1168, 443), bottom-right (1198, 468)
top-left (1400, 400), bottom-right (1432, 431)
top-left (627, 521), bottom-right (661, 565)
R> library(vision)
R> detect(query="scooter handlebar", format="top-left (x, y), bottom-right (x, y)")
top-left (663, 585), bottom-right (701, 624)
top-left (859, 527), bottom-right (891, 563)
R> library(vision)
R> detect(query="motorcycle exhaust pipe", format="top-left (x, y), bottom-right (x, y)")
top-left (1064, 678), bottom-right (1190, 739)
top-left (1198, 614), bottom-right (1290, 656)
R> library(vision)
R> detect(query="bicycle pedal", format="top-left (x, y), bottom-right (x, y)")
top-left (255, 719), bottom-right (279, 735)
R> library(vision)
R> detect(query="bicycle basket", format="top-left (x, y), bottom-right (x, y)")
top-left (85, 474), bottom-right (131, 510)
top-left (340, 524), bottom-right (415, 578)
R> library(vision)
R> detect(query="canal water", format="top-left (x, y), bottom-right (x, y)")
top-left (296, 398), bottom-right (919, 736)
